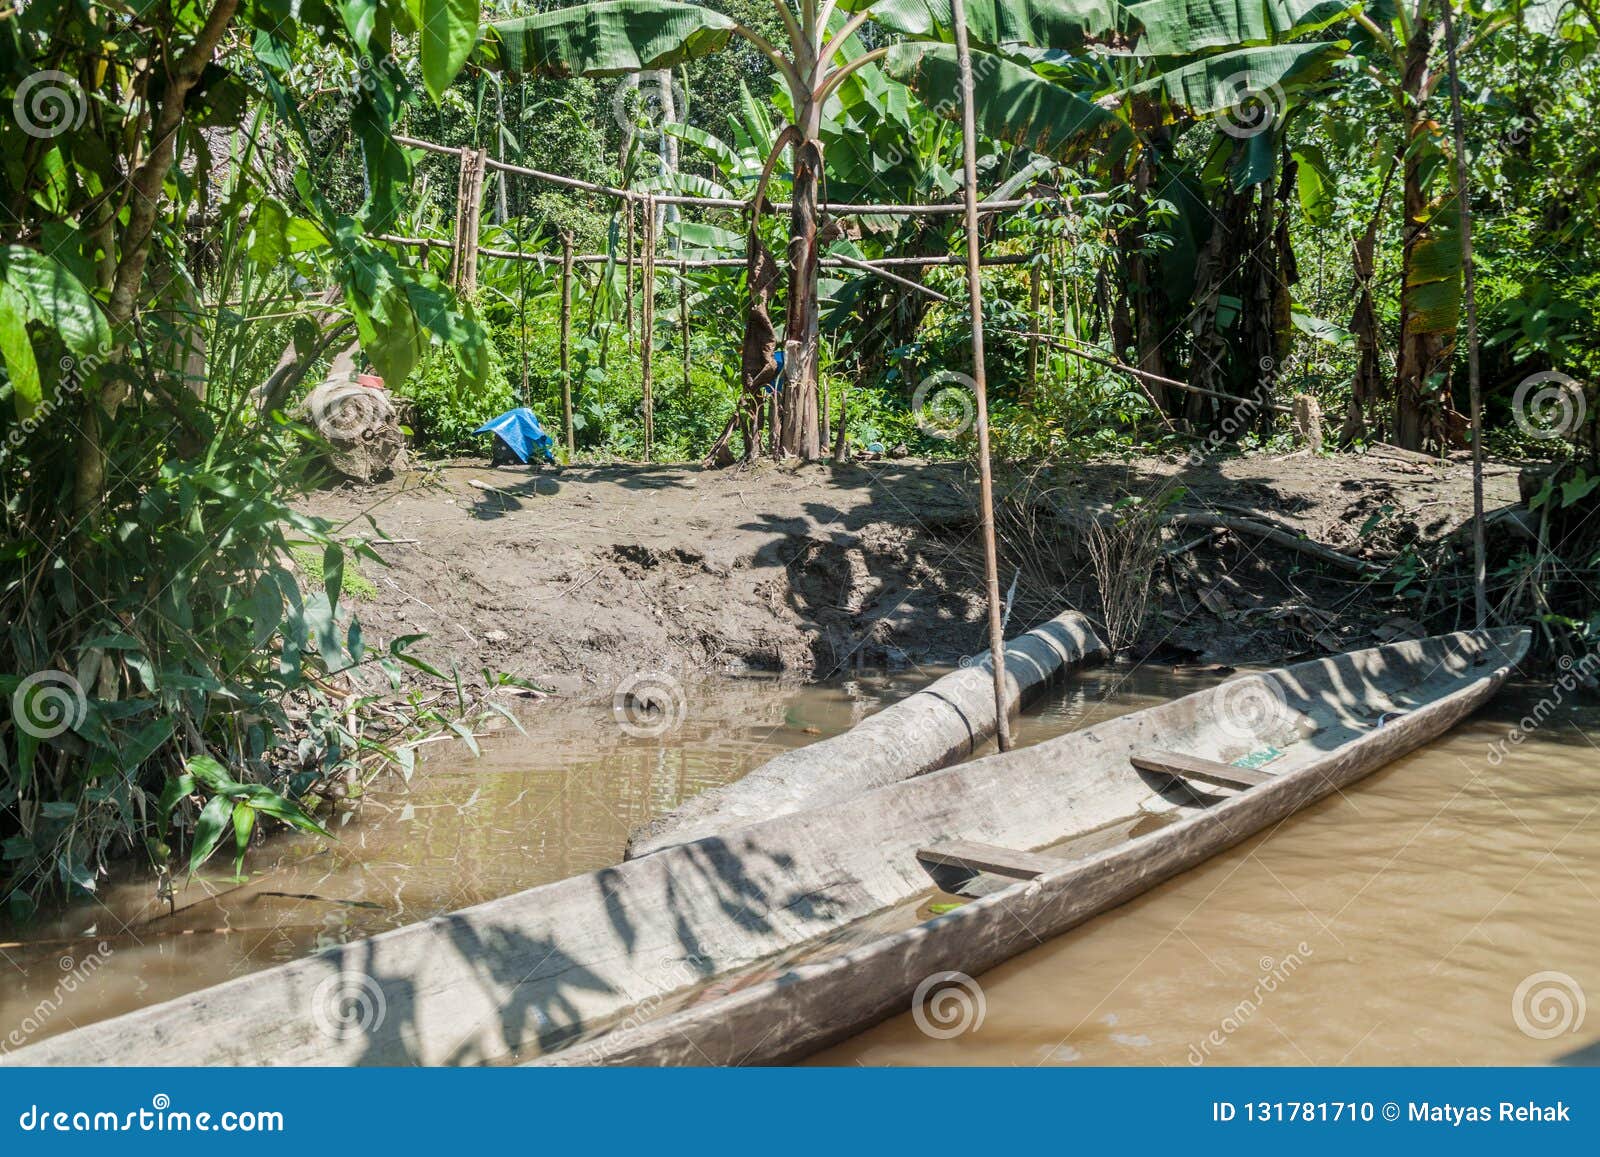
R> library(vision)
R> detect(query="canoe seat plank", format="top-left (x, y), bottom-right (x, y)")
top-left (917, 840), bottom-right (1063, 880)
top-left (1131, 750), bottom-right (1273, 791)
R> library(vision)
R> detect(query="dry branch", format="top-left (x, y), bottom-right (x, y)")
top-left (1164, 512), bottom-right (1384, 576)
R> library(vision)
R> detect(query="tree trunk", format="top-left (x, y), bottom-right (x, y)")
top-left (1342, 199), bottom-right (1388, 445)
top-left (1393, 15), bottom-right (1453, 451)
top-left (1128, 155), bottom-right (1172, 414)
top-left (653, 70), bottom-right (680, 238)
top-left (780, 131), bottom-right (823, 460)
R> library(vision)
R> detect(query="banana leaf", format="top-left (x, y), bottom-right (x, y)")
top-left (1126, 0), bottom-right (1360, 57)
top-left (1126, 41), bottom-right (1345, 115)
top-left (1403, 202), bottom-right (1463, 335)
top-left (854, 0), bottom-right (1139, 53)
top-left (885, 42), bottom-right (1130, 162)
top-left (482, 1), bottom-right (737, 77)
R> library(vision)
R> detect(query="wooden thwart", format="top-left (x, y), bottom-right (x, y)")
top-left (917, 840), bottom-right (1064, 881)
top-left (1131, 751), bottom-right (1273, 791)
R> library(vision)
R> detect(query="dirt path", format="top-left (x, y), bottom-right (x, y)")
top-left (298, 450), bottom-right (1523, 697)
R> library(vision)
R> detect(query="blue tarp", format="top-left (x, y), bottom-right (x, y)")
top-left (473, 407), bottom-right (556, 464)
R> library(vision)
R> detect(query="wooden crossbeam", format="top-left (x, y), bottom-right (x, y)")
top-left (917, 840), bottom-right (1063, 881)
top-left (1131, 751), bottom-right (1273, 791)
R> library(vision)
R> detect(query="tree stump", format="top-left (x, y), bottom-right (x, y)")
top-left (1291, 393), bottom-right (1324, 452)
top-left (302, 377), bottom-right (405, 482)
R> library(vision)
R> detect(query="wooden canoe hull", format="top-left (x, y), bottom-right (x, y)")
top-left (627, 609), bottom-right (1105, 857)
top-left (3, 628), bottom-right (1527, 1067)
top-left (548, 625), bottom-right (1531, 1065)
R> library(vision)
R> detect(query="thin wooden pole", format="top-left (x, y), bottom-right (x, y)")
top-left (517, 198), bottom-right (529, 407)
top-left (452, 148), bottom-right (487, 295)
top-left (625, 200), bottom-right (636, 350)
top-left (951, 0), bottom-right (1011, 752)
top-left (398, 136), bottom-right (1094, 214)
top-left (1442, 0), bottom-right (1488, 629)
top-left (560, 232), bottom-right (575, 457)
top-left (642, 194), bottom-right (656, 462)
top-left (1027, 264), bottom-right (1041, 398)
top-left (448, 148), bottom-right (469, 288)
top-left (679, 257), bottom-right (691, 392)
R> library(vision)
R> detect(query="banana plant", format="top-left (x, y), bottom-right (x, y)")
top-left (480, 0), bottom-right (1132, 461)
top-left (879, 0), bottom-right (1360, 422)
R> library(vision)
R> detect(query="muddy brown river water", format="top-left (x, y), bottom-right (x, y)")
top-left (3, 664), bottom-right (1596, 1065)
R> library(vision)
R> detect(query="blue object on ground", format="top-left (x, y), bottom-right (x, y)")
top-left (762, 349), bottom-right (786, 396)
top-left (474, 407), bottom-right (556, 464)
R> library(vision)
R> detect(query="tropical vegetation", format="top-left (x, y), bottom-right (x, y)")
top-left (2, 0), bottom-right (1598, 906)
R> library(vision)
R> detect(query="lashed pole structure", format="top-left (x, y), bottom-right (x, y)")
top-left (388, 133), bottom-right (1077, 489)
top-left (951, 0), bottom-right (1011, 752)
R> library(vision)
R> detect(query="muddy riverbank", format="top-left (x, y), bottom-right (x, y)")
top-left (299, 449), bottom-right (1523, 698)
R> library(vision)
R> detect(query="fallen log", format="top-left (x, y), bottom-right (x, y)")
top-left (1164, 512), bottom-right (1384, 576)
top-left (626, 608), bottom-right (1106, 858)
top-left (302, 377), bottom-right (405, 482)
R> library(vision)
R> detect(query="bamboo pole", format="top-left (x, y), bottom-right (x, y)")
top-left (642, 194), bottom-right (656, 462)
top-left (447, 149), bottom-right (469, 288)
top-left (394, 135), bottom-right (1099, 215)
top-left (560, 232), bottom-right (575, 457)
top-left (1027, 264), bottom-right (1041, 397)
top-left (517, 204), bottom-right (529, 407)
top-left (625, 200), bottom-right (636, 349)
top-left (450, 148), bottom-right (487, 294)
top-left (951, 0), bottom-right (1011, 753)
top-left (679, 257), bottom-right (691, 393)
top-left (381, 236), bottom-right (1032, 271)
top-left (1442, 0), bottom-right (1488, 628)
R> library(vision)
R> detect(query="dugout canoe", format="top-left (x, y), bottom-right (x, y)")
top-left (3, 627), bottom-right (1528, 1067)
top-left (628, 608), bottom-right (1106, 858)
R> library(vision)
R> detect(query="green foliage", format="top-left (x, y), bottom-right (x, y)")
top-left (399, 327), bottom-right (520, 455)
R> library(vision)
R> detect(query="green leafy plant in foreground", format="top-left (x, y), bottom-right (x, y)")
top-left (162, 756), bottom-right (331, 879)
